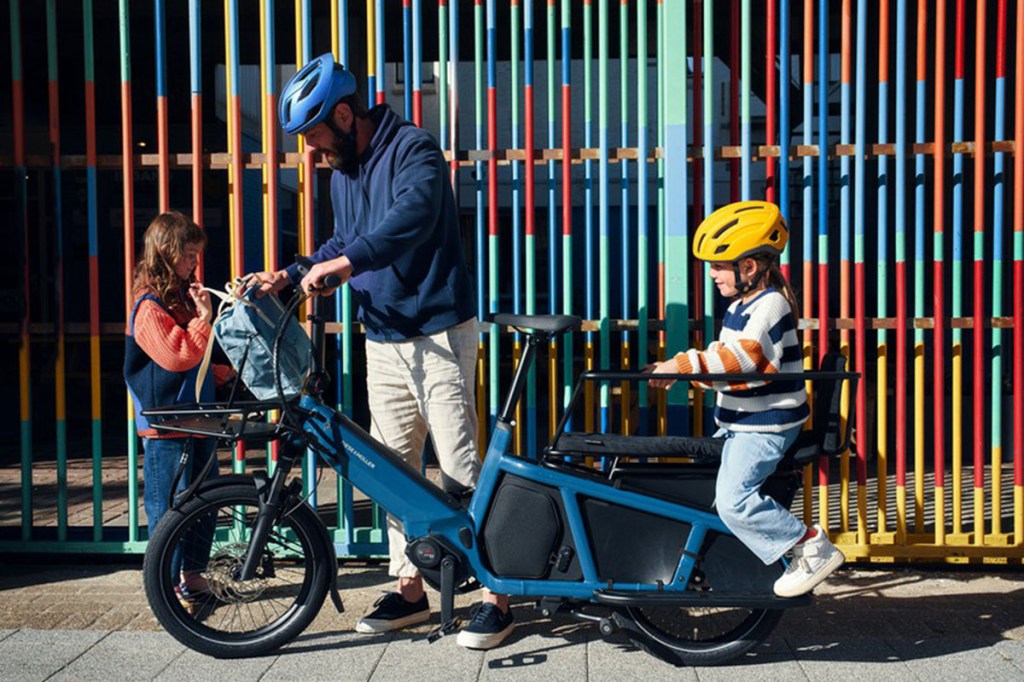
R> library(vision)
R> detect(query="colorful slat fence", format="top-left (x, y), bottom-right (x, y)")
top-left (0, 1), bottom-right (1022, 565)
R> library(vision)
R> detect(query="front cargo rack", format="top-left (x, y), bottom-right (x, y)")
top-left (141, 400), bottom-right (286, 443)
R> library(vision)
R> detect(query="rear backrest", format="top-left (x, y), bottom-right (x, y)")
top-left (814, 352), bottom-right (848, 455)
top-left (787, 352), bottom-right (851, 466)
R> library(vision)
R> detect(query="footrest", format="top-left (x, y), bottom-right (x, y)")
top-left (593, 589), bottom-right (810, 609)
top-left (546, 432), bottom-right (724, 462)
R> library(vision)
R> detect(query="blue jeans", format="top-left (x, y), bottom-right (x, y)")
top-left (714, 426), bottom-right (805, 565)
top-left (143, 437), bottom-right (219, 573)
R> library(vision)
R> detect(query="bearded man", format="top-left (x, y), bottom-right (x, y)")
top-left (249, 55), bottom-right (513, 650)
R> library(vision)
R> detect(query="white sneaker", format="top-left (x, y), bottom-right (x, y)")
top-left (773, 525), bottom-right (845, 598)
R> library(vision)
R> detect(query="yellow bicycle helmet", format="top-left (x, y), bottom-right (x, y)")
top-left (692, 200), bottom-right (788, 262)
top-left (692, 201), bottom-right (789, 295)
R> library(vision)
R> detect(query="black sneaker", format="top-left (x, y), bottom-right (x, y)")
top-left (355, 592), bottom-right (431, 633)
top-left (456, 603), bottom-right (514, 650)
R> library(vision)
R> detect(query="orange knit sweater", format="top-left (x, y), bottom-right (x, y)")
top-left (132, 294), bottom-right (232, 437)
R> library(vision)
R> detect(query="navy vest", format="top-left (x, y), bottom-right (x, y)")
top-left (124, 294), bottom-right (213, 433)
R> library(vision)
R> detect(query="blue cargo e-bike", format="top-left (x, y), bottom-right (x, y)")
top-left (142, 281), bottom-right (857, 667)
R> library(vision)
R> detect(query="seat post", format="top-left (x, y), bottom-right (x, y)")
top-left (497, 333), bottom-right (542, 425)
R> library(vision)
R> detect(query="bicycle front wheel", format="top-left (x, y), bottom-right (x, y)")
top-left (143, 481), bottom-right (332, 658)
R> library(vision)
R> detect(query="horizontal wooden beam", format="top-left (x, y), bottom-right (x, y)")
top-left (0, 140), bottom-right (1015, 171)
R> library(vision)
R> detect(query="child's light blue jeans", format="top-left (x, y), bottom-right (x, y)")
top-left (714, 426), bottom-right (806, 565)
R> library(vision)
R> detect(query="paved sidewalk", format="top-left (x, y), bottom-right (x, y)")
top-left (0, 561), bottom-right (1023, 681)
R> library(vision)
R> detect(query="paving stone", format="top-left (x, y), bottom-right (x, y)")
top-left (887, 635), bottom-right (1023, 681)
top-left (587, 630), bottom-right (695, 681)
top-left (156, 648), bottom-right (276, 682)
top-left (480, 615), bottom-right (589, 681)
top-left (368, 631), bottom-right (483, 682)
top-left (50, 631), bottom-right (184, 682)
top-left (786, 634), bottom-right (913, 680)
top-left (0, 629), bottom-right (106, 682)
top-left (266, 631), bottom-right (391, 681)
top-left (993, 640), bottom-right (1024, 674)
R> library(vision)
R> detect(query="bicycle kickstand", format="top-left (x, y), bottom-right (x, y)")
top-left (426, 556), bottom-right (460, 643)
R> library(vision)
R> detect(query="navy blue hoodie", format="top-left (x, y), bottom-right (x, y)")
top-left (287, 105), bottom-right (475, 341)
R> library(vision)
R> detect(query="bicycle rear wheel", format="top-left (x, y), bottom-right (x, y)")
top-left (143, 481), bottom-right (331, 658)
top-left (612, 604), bottom-right (783, 666)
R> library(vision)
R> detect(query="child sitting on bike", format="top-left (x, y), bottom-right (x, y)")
top-left (124, 211), bottom-right (231, 603)
top-left (648, 200), bottom-right (845, 598)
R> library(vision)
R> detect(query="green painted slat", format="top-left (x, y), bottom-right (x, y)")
top-left (663, 0), bottom-right (689, 427)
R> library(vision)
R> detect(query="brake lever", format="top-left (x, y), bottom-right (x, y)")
top-left (293, 256), bottom-right (342, 296)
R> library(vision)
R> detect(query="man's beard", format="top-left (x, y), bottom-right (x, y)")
top-left (324, 128), bottom-right (359, 176)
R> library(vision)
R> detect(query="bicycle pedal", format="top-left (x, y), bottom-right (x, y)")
top-left (425, 617), bottom-right (461, 643)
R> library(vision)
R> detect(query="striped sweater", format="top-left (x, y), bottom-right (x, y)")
top-left (674, 288), bottom-right (809, 433)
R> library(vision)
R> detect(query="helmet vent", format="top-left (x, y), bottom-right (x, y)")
top-left (713, 219), bottom-right (738, 239)
top-left (300, 106), bottom-right (321, 127)
top-left (733, 205), bottom-right (760, 214)
top-left (769, 229), bottom-right (780, 242)
top-left (299, 76), bottom-right (319, 101)
top-left (715, 244), bottom-right (729, 255)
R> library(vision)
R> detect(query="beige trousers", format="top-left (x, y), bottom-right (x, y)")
top-left (365, 318), bottom-right (480, 577)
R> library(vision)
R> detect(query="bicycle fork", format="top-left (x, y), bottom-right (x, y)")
top-left (236, 448), bottom-right (305, 582)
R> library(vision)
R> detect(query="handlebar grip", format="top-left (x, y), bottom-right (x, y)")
top-left (322, 274), bottom-right (342, 289)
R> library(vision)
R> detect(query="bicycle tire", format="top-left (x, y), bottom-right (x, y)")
top-left (612, 605), bottom-right (783, 666)
top-left (143, 481), bottom-right (331, 658)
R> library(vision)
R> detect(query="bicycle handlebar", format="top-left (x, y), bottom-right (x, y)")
top-left (580, 370), bottom-right (859, 383)
top-left (270, 263), bottom-right (342, 423)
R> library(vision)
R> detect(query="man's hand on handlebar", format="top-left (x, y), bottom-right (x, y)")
top-left (299, 256), bottom-right (352, 297)
top-left (247, 270), bottom-right (292, 298)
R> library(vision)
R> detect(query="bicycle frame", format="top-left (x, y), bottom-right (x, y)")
top-left (299, 335), bottom-right (746, 601)
top-left (148, 292), bottom-right (853, 612)
top-left (138, 277), bottom-right (862, 663)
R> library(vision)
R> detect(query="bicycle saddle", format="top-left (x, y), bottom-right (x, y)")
top-left (494, 313), bottom-right (582, 336)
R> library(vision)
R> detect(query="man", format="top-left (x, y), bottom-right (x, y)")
top-left (250, 54), bottom-right (513, 650)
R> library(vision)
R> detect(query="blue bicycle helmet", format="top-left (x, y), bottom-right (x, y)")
top-left (279, 54), bottom-right (358, 135)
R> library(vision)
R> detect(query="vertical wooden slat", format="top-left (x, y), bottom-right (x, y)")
top-left (895, 0), bottom-right (909, 542)
top-left (933, 0), bottom-right (948, 546)
top-left (119, 0), bottom-right (140, 543)
top-left (83, 0), bottom-right (104, 541)
top-left (853, 0), bottom-right (869, 544)
top-left (11, 0), bottom-right (32, 542)
top-left (46, 0), bottom-right (68, 541)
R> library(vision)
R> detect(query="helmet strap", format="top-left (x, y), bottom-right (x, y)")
top-left (323, 109), bottom-right (361, 176)
top-left (733, 260), bottom-right (768, 296)
top-left (324, 115), bottom-right (358, 150)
